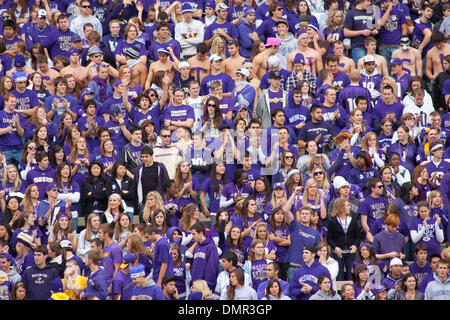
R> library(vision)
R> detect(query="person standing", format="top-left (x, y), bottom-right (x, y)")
top-left (80, 249), bottom-right (108, 300)
top-left (21, 245), bottom-right (59, 300)
top-left (147, 225), bottom-right (170, 287)
top-left (175, 3), bottom-right (205, 59)
top-left (70, 0), bottom-right (103, 40)
top-left (98, 223), bottom-right (122, 295)
top-left (0, 93), bottom-right (25, 166)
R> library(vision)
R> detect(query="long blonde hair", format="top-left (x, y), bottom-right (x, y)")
top-left (192, 280), bottom-right (214, 300)
top-left (210, 37), bottom-right (226, 60)
top-left (252, 222), bottom-right (270, 244)
top-left (68, 137), bottom-right (90, 164)
top-left (270, 188), bottom-right (287, 209)
top-left (142, 191), bottom-right (166, 222)
top-left (3, 164), bottom-right (21, 191)
top-left (361, 131), bottom-right (379, 152)
top-left (302, 179), bottom-right (319, 207)
top-left (326, 9), bottom-right (344, 31)
top-left (84, 213), bottom-right (100, 241)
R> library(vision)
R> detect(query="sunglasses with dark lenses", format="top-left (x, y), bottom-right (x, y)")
top-left (285, 156), bottom-right (293, 159)
top-left (82, 5), bottom-right (91, 8)
top-left (276, 7), bottom-right (283, 11)
top-left (28, 146), bottom-right (37, 150)
top-left (375, 185), bottom-right (384, 189)
top-left (2, 15), bottom-right (10, 19)
top-left (314, 172), bottom-right (324, 176)
top-left (93, 54), bottom-right (102, 58)
top-left (161, 135), bottom-right (171, 138)
top-left (150, 93), bottom-right (157, 97)
top-left (50, 188), bottom-right (58, 192)
top-left (207, 103), bottom-right (216, 107)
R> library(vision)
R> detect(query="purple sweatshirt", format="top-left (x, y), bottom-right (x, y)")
top-left (190, 237), bottom-right (219, 291)
top-left (82, 268), bottom-right (108, 300)
top-left (289, 259), bottom-right (332, 300)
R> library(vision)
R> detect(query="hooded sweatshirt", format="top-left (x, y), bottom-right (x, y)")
top-left (290, 260), bottom-right (332, 300)
top-left (276, 32), bottom-right (298, 70)
top-left (131, 278), bottom-right (166, 300)
top-left (424, 273), bottom-right (450, 300)
top-left (22, 264), bottom-right (59, 300)
top-left (285, 93), bottom-right (311, 137)
top-left (190, 237), bottom-right (219, 291)
top-left (81, 268), bottom-right (108, 300)
top-left (309, 289), bottom-right (342, 300)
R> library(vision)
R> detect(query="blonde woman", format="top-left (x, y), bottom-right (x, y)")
top-left (252, 222), bottom-right (277, 261)
top-left (166, 1), bottom-right (184, 24)
top-left (297, 178), bottom-right (327, 221)
top-left (323, 9), bottom-right (344, 46)
top-left (77, 213), bottom-right (101, 258)
top-left (263, 182), bottom-right (287, 218)
top-left (190, 279), bottom-right (214, 300)
top-left (361, 131), bottom-right (386, 169)
top-left (210, 37), bottom-right (227, 67)
top-left (2, 164), bottom-right (24, 201)
top-left (103, 193), bottom-right (125, 225)
top-left (141, 191), bottom-right (166, 224)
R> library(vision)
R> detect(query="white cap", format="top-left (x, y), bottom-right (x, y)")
top-left (363, 55), bottom-right (375, 64)
top-left (209, 54), bottom-right (223, 62)
top-left (268, 55), bottom-right (280, 68)
top-left (178, 61), bottom-right (190, 69)
top-left (390, 257), bottom-right (403, 267)
top-left (236, 67), bottom-right (250, 78)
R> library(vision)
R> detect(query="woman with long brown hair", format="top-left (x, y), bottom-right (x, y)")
top-left (126, 233), bottom-right (152, 276)
top-left (220, 267), bottom-right (257, 300)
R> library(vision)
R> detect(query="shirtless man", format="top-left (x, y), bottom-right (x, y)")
top-left (6, 54), bottom-right (34, 78)
top-left (286, 30), bottom-right (322, 75)
top-left (86, 45), bottom-right (119, 82)
top-left (225, 39), bottom-right (247, 80)
top-left (357, 37), bottom-right (388, 76)
top-left (425, 31), bottom-right (450, 81)
top-left (60, 48), bottom-right (89, 87)
top-left (391, 36), bottom-right (422, 76)
top-left (36, 54), bottom-right (60, 95)
top-left (253, 37), bottom-right (280, 80)
top-left (333, 40), bottom-right (356, 75)
top-left (145, 47), bottom-right (175, 90)
top-left (187, 43), bottom-right (211, 84)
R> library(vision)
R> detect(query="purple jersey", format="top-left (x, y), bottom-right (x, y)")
top-left (114, 40), bottom-right (147, 58)
top-left (392, 73), bottom-right (412, 98)
top-left (359, 195), bottom-right (389, 229)
top-left (359, 73), bottom-right (383, 98)
top-left (411, 21), bottom-right (433, 58)
top-left (221, 182), bottom-right (253, 216)
top-left (260, 69), bottom-right (292, 91)
top-left (152, 237), bottom-right (171, 283)
top-left (0, 110), bottom-right (25, 150)
top-left (337, 85), bottom-right (373, 114)
top-left (47, 29), bottom-right (78, 59)
top-left (410, 217), bottom-right (443, 255)
top-left (373, 100), bottom-right (404, 122)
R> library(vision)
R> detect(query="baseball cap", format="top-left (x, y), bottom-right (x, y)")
top-left (216, 2), bottom-right (229, 11)
top-left (125, 46), bottom-right (140, 60)
top-left (372, 285), bottom-right (388, 294)
top-left (109, 105), bottom-right (121, 115)
top-left (157, 47), bottom-right (170, 55)
top-left (178, 61), bottom-right (190, 69)
top-left (218, 123), bottom-right (231, 131)
top-left (272, 182), bottom-right (286, 191)
top-left (46, 182), bottom-right (58, 192)
top-left (129, 264), bottom-right (145, 278)
top-left (390, 257), bottom-right (403, 267)
top-left (268, 55), bottom-right (280, 68)
top-left (81, 87), bottom-right (93, 97)
top-left (71, 34), bottom-right (81, 42)
top-left (60, 240), bottom-right (73, 250)
top-left (265, 37), bottom-right (281, 47)
top-left (333, 176), bottom-right (350, 190)
top-left (50, 278), bottom-right (64, 292)
top-left (88, 45), bottom-right (102, 56)
top-left (120, 253), bottom-right (137, 269)
top-left (268, 70), bottom-right (282, 79)
top-left (209, 53), bottom-right (223, 62)
top-left (363, 55), bottom-right (375, 64)
top-left (13, 54), bottom-right (25, 68)
top-left (68, 48), bottom-right (79, 57)
top-left (304, 244), bottom-right (317, 254)
top-left (181, 2), bottom-right (193, 13)
top-left (275, 19), bottom-right (289, 27)
top-left (205, 0), bottom-right (216, 9)
top-left (37, 9), bottom-right (47, 18)
top-left (12, 71), bottom-right (27, 82)
top-left (293, 53), bottom-right (305, 65)
top-left (390, 58), bottom-right (403, 66)
top-left (236, 67), bottom-right (250, 78)
top-left (237, 104), bottom-right (248, 112)
top-left (244, 7), bottom-right (256, 17)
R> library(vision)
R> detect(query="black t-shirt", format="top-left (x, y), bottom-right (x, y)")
top-left (297, 121), bottom-right (336, 152)
top-left (142, 163), bottom-right (159, 196)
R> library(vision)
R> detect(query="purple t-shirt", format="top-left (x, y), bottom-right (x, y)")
top-left (10, 89), bottom-right (40, 111)
top-left (359, 195), bottom-right (389, 229)
top-left (373, 101), bottom-right (404, 122)
top-left (221, 182), bottom-right (253, 216)
top-left (379, 9), bottom-right (407, 45)
top-left (200, 73), bottom-right (235, 95)
top-left (103, 242), bottom-right (123, 286)
top-left (163, 104), bottom-right (194, 125)
top-left (344, 8), bottom-right (375, 49)
top-left (267, 88), bottom-right (284, 114)
top-left (111, 269), bottom-right (133, 300)
top-left (409, 217), bottom-right (444, 255)
top-left (152, 237), bottom-right (171, 283)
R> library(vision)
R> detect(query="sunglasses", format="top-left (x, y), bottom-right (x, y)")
top-left (375, 185), bottom-right (384, 189)
top-left (161, 135), bottom-right (171, 138)
top-left (207, 103), bottom-right (216, 107)
top-left (81, 5), bottom-right (91, 8)
top-left (2, 15), bottom-right (10, 19)
top-left (285, 156), bottom-right (293, 159)
top-left (93, 54), bottom-right (102, 58)
top-left (313, 172), bottom-right (324, 176)
top-left (150, 93), bottom-right (157, 97)
top-left (275, 7), bottom-right (283, 11)
top-left (28, 146), bottom-right (37, 150)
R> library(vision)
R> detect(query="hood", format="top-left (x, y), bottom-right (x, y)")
top-left (198, 236), bottom-right (214, 247)
top-left (432, 272), bottom-right (450, 285)
top-left (276, 32), bottom-right (295, 43)
top-left (360, 68), bottom-right (380, 77)
top-left (155, 35), bottom-right (174, 44)
top-left (304, 259), bottom-right (321, 270)
top-left (166, 226), bottom-right (183, 245)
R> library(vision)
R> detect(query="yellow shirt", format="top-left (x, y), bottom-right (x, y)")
top-left (62, 276), bottom-right (88, 300)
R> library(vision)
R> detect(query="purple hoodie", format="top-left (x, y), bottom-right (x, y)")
top-left (190, 237), bottom-right (219, 291)
top-left (289, 259), bottom-right (332, 300)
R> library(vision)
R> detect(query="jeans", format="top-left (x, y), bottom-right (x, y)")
top-left (2, 149), bottom-right (23, 166)
top-left (351, 47), bottom-right (367, 66)
top-left (378, 45), bottom-right (398, 72)
top-left (333, 252), bottom-right (356, 281)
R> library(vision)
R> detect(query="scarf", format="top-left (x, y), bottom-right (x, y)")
top-left (93, 75), bottom-right (108, 102)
